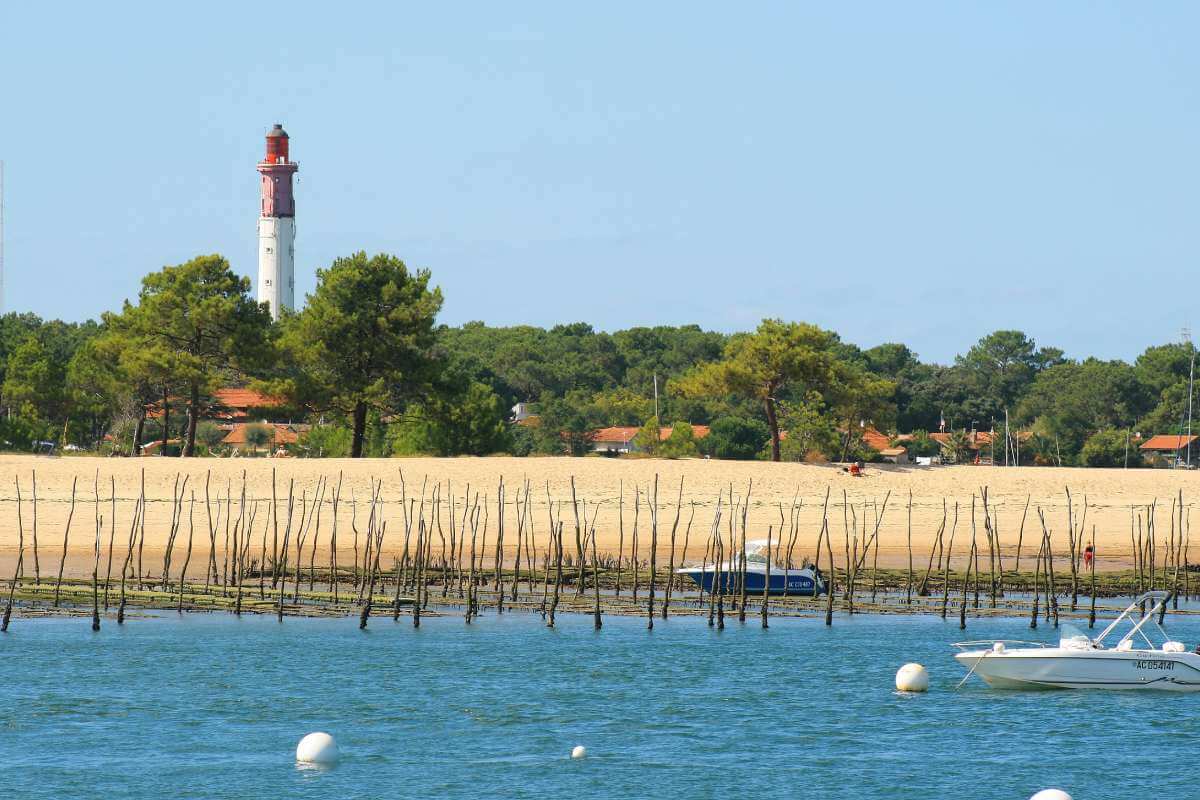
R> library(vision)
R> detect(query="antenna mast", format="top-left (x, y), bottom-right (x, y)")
top-left (1184, 326), bottom-right (1195, 468)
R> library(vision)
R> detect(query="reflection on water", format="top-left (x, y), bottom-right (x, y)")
top-left (294, 761), bottom-right (336, 776)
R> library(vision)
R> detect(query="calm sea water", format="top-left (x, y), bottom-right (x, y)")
top-left (2, 604), bottom-right (1198, 799)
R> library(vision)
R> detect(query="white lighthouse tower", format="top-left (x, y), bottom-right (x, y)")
top-left (256, 124), bottom-right (298, 319)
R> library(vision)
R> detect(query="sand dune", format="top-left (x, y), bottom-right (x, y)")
top-left (0, 454), bottom-right (1189, 578)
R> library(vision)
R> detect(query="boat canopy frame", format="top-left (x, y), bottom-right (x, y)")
top-left (1092, 591), bottom-right (1173, 650)
top-left (953, 591), bottom-right (1176, 653)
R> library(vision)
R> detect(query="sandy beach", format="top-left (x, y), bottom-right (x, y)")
top-left (0, 455), bottom-right (1191, 579)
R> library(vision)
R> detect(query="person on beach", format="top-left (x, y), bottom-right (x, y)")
top-left (1083, 542), bottom-right (1094, 567)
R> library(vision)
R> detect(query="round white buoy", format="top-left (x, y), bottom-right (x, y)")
top-left (296, 732), bottom-right (339, 764)
top-left (571, 745), bottom-right (587, 759)
top-left (895, 663), bottom-right (929, 692)
top-left (1029, 791), bottom-right (1072, 800)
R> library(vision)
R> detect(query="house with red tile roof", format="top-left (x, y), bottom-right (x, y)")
top-left (591, 424), bottom-right (710, 454)
top-left (208, 387), bottom-right (286, 421)
top-left (221, 421), bottom-right (307, 455)
top-left (1139, 434), bottom-right (1198, 467)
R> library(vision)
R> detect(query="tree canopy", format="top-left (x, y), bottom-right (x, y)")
top-left (680, 320), bottom-right (880, 461)
top-left (105, 254), bottom-right (273, 456)
top-left (5, 242), bottom-right (1200, 468)
top-left (278, 251), bottom-right (443, 458)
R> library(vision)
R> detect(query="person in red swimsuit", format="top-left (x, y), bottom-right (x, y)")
top-left (1083, 542), bottom-right (1094, 567)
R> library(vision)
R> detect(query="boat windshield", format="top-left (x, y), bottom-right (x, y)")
top-left (1060, 623), bottom-right (1090, 643)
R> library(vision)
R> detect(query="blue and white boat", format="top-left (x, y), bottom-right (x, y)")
top-left (676, 540), bottom-right (826, 596)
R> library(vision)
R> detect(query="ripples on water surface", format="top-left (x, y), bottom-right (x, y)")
top-left (2, 608), bottom-right (1199, 799)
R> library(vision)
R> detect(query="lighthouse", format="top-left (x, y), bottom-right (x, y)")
top-left (256, 123), bottom-right (298, 319)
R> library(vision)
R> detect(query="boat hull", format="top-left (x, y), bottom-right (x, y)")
top-left (677, 567), bottom-right (824, 596)
top-left (954, 648), bottom-right (1200, 692)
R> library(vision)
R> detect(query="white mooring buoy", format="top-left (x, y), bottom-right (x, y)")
top-left (1029, 791), bottom-right (1072, 800)
top-left (296, 732), bottom-right (339, 765)
top-left (895, 663), bottom-right (929, 692)
top-left (571, 745), bottom-right (587, 759)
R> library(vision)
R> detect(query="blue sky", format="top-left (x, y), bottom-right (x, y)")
top-left (1, 4), bottom-right (1196, 363)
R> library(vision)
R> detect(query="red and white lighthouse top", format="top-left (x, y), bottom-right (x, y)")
top-left (258, 124), bottom-right (298, 218)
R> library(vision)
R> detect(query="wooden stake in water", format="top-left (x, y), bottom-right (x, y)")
top-left (330, 472), bottom-right (343, 603)
top-left (496, 477), bottom-right (506, 596)
top-left (413, 518), bottom-right (424, 629)
top-left (176, 491), bottom-right (195, 613)
top-left (350, 489), bottom-right (360, 594)
top-left (647, 475), bottom-right (659, 630)
top-left (359, 489), bottom-right (374, 604)
top-left (820, 512), bottom-right (835, 625)
top-left (1173, 490), bottom-right (1183, 610)
top-left (160, 474), bottom-right (183, 593)
top-left (1065, 488), bottom-right (1079, 612)
top-left (1030, 535), bottom-right (1042, 631)
top-left (1089, 523), bottom-right (1097, 629)
top-left (658, 479), bottom-right (685, 619)
top-left (761, 524), bottom-right (771, 629)
top-left (294, 480), bottom-right (324, 602)
top-left (510, 483), bottom-right (522, 602)
top-left (204, 471), bottom-right (217, 594)
top-left (969, 494), bottom-right (979, 610)
top-left (548, 520), bottom-right (564, 628)
top-left (631, 486), bottom-right (640, 602)
top-left (1013, 494), bottom-right (1030, 573)
top-left (3, 477), bottom-right (25, 632)
top-left (104, 476), bottom-right (116, 610)
top-left (841, 490), bottom-right (852, 609)
top-left (54, 476), bottom-right (78, 608)
top-left (395, 495), bottom-right (413, 622)
top-left (1183, 505), bottom-right (1191, 603)
top-left (137, 470), bottom-right (148, 591)
top-left (959, 536), bottom-right (974, 631)
top-left (615, 480), bottom-right (624, 597)
top-left (715, 536), bottom-right (725, 631)
top-left (234, 473), bottom-right (247, 617)
top-left (664, 497), bottom-right (692, 620)
top-left (270, 467), bottom-right (280, 589)
top-left (738, 480), bottom-right (751, 624)
top-left (277, 479), bottom-right (295, 621)
top-left (30, 470), bottom-right (39, 586)
top-left (91, 499), bottom-right (102, 633)
top-left (785, 489), bottom-right (801, 578)
top-left (917, 502), bottom-right (946, 597)
top-left (222, 480), bottom-right (231, 594)
top-left (940, 502), bottom-right (958, 620)
top-left (308, 477), bottom-right (327, 592)
top-left (254, 487), bottom-right (266, 600)
top-left (118, 494), bottom-right (141, 625)
top-left (1039, 509), bottom-right (1059, 628)
top-left (466, 494), bottom-right (479, 623)
top-left (590, 504), bottom-right (603, 631)
top-left (538, 495), bottom-right (553, 617)
top-left (906, 490), bottom-right (913, 605)
top-left (359, 483), bottom-right (385, 630)
top-left (981, 487), bottom-right (997, 608)
top-left (706, 500), bottom-right (722, 627)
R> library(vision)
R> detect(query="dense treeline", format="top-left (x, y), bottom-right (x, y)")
top-left (3, 252), bottom-right (1196, 465)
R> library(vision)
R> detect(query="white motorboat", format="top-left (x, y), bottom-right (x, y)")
top-left (953, 591), bottom-right (1200, 692)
